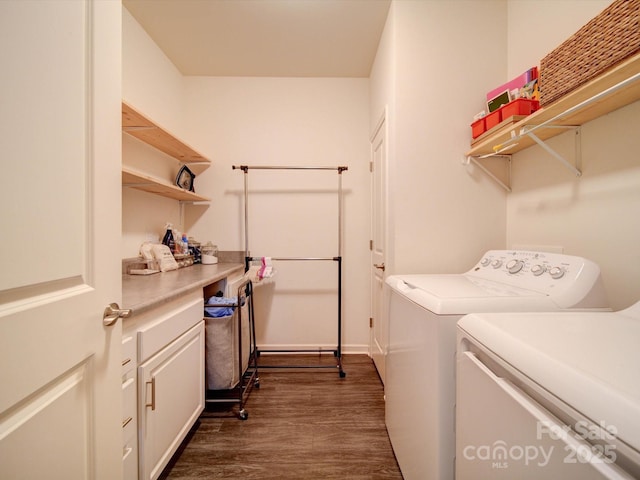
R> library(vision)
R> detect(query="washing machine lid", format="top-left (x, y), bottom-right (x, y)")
top-left (458, 301), bottom-right (640, 453)
top-left (400, 274), bottom-right (543, 297)
top-left (386, 274), bottom-right (551, 315)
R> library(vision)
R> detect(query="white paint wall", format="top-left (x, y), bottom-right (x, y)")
top-left (122, 8), bottom-right (187, 257)
top-left (122, 8), bottom-right (184, 134)
top-left (370, 0), bottom-right (508, 275)
top-left (122, 0), bottom-right (639, 356)
top-left (182, 77), bottom-right (372, 352)
top-left (506, 0), bottom-right (640, 309)
top-left (122, 7), bottom-right (372, 351)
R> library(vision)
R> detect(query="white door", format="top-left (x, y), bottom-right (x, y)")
top-left (370, 115), bottom-right (388, 382)
top-left (0, 1), bottom-right (122, 478)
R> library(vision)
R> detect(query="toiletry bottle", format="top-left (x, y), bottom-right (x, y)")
top-left (162, 223), bottom-right (175, 252)
top-left (182, 234), bottom-right (189, 254)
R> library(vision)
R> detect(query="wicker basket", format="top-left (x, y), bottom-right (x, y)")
top-left (539, 0), bottom-right (640, 106)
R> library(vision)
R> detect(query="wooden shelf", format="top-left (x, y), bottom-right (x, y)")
top-left (122, 102), bottom-right (210, 164)
top-left (467, 52), bottom-right (640, 158)
top-left (122, 102), bottom-right (211, 202)
top-left (122, 167), bottom-right (211, 202)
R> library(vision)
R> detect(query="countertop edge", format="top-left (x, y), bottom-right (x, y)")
top-left (122, 263), bottom-right (244, 317)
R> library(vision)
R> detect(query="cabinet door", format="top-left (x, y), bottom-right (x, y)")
top-left (138, 322), bottom-right (205, 480)
top-left (122, 333), bottom-right (138, 480)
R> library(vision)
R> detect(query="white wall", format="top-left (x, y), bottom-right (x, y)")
top-left (122, 7), bottom-right (372, 351)
top-left (122, 7), bottom-right (194, 257)
top-left (182, 77), bottom-right (372, 352)
top-left (507, 0), bottom-right (610, 78)
top-left (506, 0), bottom-right (640, 309)
top-left (370, 0), bottom-right (508, 275)
top-left (122, 8), bottom-right (184, 134)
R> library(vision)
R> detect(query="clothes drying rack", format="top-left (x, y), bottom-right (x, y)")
top-left (232, 164), bottom-right (347, 377)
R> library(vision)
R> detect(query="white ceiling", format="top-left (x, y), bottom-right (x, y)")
top-left (123, 0), bottom-right (391, 78)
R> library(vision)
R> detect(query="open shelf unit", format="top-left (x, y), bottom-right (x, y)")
top-left (122, 102), bottom-right (211, 202)
top-left (122, 167), bottom-right (211, 202)
top-left (466, 52), bottom-right (640, 191)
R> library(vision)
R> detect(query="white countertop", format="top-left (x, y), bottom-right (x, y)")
top-left (122, 262), bottom-right (244, 316)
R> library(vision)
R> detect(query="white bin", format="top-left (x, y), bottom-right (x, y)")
top-left (204, 302), bottom-right (250, 390)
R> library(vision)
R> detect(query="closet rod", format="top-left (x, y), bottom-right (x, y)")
top-left (233, 165), bottom-right (348, 172)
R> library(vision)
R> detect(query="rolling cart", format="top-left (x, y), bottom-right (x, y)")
top-left (204, 277), bottom-right (259, 420)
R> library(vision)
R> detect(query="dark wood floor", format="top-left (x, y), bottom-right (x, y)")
top-left (160, 354), bottom-right (403, 479)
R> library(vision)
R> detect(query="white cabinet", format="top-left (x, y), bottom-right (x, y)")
top-left (122, 292), bottom-right (205, 480)
top-left (138, 321), bottom-right (204, 480)
top-left (122, 333), bottom-right (138, 479)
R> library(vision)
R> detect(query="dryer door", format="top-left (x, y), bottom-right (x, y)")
top-left (456, 351), bottom-right (632, 479)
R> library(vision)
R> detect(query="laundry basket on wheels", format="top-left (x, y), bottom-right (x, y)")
top-left (204, 277), bottom-right (259, 420)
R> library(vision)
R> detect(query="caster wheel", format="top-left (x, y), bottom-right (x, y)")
top-left (339, 370), bottom-right (346, 378)
top-left (255, 379), bottom-right (260, 388)
top-left (239, 410), bottom-right (248, 420)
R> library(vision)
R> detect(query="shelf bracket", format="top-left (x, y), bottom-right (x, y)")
top-left (463, 154), bottom-right (512, 192)
top-left (521, 125), bottom-right (582, 177)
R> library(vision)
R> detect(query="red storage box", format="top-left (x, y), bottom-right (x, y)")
top-left (501, 98), bottom-right (540, 118)
top-left (485, 109), bottom-right (502, 130)
top-left (471, 117), bottom-right (486, 139)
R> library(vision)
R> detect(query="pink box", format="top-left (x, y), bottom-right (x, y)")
top-left (487, 67), bottom-right (539, 101)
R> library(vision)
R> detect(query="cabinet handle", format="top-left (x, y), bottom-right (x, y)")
top-left (145, 378), bottom-right (156, 411)
top-left (122, 416), bottom-right (133, 428)
top-left (123, 446), bottom-right (133, 461)
top-left (122, 357), bottom-right (131, 367)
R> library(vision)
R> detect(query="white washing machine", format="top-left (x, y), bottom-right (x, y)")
top-left (385, 250), bottom-right (610, 480)
top-left (456, 301), bottom-right (640, 479)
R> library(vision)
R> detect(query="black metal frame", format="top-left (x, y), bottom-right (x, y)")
top-left (233, 165), bottom-right (347, 378)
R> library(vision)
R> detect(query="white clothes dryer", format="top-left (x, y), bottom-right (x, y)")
top-left (456, 301), bottom-right (640, 479)
top-left (385, 250), bottom-right (610, 480)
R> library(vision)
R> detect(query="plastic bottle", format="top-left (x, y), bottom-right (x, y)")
top-left (182, 234), bottom-right (189, 254)
top-left (162, 223), bottom-right (175, 252)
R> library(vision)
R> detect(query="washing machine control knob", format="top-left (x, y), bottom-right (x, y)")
top-left (491, 259), bottom-right (503, 269)
top-left (531, 264), bottom-right (546, 276)
top-left (548, 266), bottom-right (565, 279)
top-left (506, 259), bottom-right (524, 274)
top-left (480, 258), bottom-right (491, 267)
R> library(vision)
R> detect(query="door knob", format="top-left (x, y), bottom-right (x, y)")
top-left (103, 303), bottom-right (131, 326)
top-left (373, 263), bottom-right (385, 271)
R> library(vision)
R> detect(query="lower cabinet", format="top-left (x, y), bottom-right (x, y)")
top-left (122, 293), bottom-right (205, 480)
top-left (122, 333), bottom-right (138, 479)
top-left (138, 321), bottom-right (205, 480)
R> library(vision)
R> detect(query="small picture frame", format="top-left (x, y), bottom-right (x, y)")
top-left (175, 165), bottom-right (196, 192)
